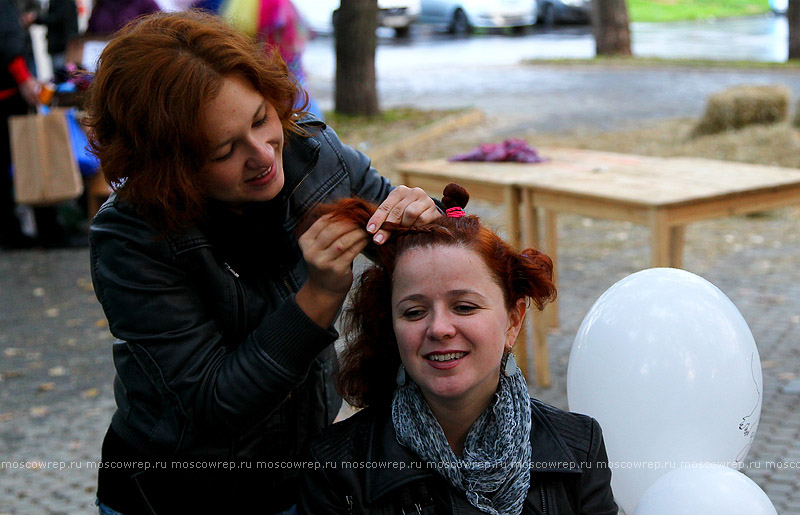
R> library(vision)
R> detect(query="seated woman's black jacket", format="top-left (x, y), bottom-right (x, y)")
top-left (90, 118), bottom-right (394, 512)
top-left (299, 399), bottom-right (618, 514)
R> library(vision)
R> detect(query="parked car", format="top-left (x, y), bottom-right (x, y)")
top-left (536, 0), bottom-right (591, 26)
top-left (293, 0), bottom-right (421, 37)
top-left (769, 0), bottom-right (787, 14)
top-left (419, 0), bottom-right (537, 36)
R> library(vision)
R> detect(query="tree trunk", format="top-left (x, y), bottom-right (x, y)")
top-left (334, 0), bottom-right (379, 115)
top-left (789, 0), bottom-right (800, 59)
top-left (591, 0), bottom-right (632, 57)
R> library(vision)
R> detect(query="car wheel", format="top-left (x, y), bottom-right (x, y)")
top-left (394, 25), bottom-right (410, 38)
top-left (542, 4), bottom-right (555, 27)
top-left (449, 9), bottom-right (471, 36)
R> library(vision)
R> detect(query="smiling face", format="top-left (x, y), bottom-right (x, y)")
top-left (199, 74), bottom-right (285, 208)
top-left (391, 244), bottom-right (525, 413)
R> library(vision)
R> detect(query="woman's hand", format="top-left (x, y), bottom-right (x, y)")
top-left (366, 186), bottom-right (440, 245)
top-left (296, 214), bottom-right (369, 328)
top-left (18, 78), bottom-right (40, 106)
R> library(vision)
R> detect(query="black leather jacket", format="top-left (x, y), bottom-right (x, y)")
top-left (299, 399), bottom-right (618, 515)
top-left (90, 119), bottom-right (394, 511)
top-left (0, 0), bottom-right (28, 92)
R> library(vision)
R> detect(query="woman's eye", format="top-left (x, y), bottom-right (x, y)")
top-left (253, 115), bottom-right (268, 128)
top-left (402, 309), bottom-right (425, 320)
top-left (212, 147), bottom-right (234, 162)
top-left (454, 304), bottom-right (478, 314)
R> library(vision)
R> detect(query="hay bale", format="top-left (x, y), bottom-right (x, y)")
top-left (794, 98), bottom-right (800, 128)
top-left (692, 84), bottom-right (791, 137)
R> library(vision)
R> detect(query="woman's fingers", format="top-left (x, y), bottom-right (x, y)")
top-left (299, 216), bottom-right (369, 295)
top-left (414, 202), bottom-right (442, 226)
top-left (367, 186), bottom-right (438, 244)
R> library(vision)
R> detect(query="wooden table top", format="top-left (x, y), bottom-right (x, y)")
top-left (397, 148), bottom-right (800, 209)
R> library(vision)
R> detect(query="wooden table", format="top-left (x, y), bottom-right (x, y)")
top-left (396, 148), bottom-right (800, 386)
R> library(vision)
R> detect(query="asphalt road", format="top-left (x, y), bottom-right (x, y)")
top-left (305, 14), bottom-right (800, 133)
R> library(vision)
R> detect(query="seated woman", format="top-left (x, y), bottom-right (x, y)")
top-left (298, 184), bottom-right (617, 514)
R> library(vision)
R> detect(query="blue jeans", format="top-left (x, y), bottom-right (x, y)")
top-left (96, 499), bottom-right (124, 515)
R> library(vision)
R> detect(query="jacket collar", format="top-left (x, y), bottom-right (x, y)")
top-left (279, 118), bottom-right (324, 206)
top-left (364, 400), bottom-right (582, 505)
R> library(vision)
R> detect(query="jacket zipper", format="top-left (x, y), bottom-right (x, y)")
top-left (540, 483), bottom-right (548, 515)
top-left (224, 262), bottom-right (247, 337)
top-left (279, 269), bottom-right (296, 299)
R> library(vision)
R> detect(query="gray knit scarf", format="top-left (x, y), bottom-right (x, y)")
top-left (391, 365), bottom-right (532, 515)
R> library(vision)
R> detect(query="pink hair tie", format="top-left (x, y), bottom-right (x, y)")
top-left (446, 207), bottom-right (465, 218)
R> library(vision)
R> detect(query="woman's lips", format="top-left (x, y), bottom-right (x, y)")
top-left (245, 165), bottom-right (275, 186)
top-left (424, 351), bottom-right (468, 370)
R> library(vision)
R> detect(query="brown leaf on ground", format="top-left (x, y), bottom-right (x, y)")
top-left (81, 388), bottom-right (99, 398)
top-left (29, 406), bottom-right (50, 417)
top-left (38, 382), bottom-right (55, 392)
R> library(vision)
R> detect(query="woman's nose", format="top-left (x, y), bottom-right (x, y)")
top-left (245, 137), bottom-right (274, 169)
top-left (427, 311), bottom-right (456, 341)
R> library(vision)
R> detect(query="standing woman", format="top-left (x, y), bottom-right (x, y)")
top-left (85, 11), bottom-right (438, 514)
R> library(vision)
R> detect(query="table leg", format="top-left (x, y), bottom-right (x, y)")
top-left (533, 306), bottom-right (551, 388)
top-left (669, 226), bottom-right (686, 269)
top-left (521, 188), bottom-right (540, 248)
top-left (504, 186), bottom-right (521, 250)
top-left (505, 187), bottom-right (530, 380)
top-left (520, 189), bottom-right (551, 387)
top-left (649, 212), bottom-right (685, 268)
top-left (544, 210), bottom-right (559, 329)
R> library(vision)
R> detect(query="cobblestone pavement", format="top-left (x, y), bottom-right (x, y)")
top-left (2, 203), bottom-right (799, 513)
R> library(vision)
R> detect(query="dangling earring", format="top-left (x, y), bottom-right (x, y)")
top-left (502, 352), bottom-right (518, 377)
top-left (396, 364), bottom-right (406, 386)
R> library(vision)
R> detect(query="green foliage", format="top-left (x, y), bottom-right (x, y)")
top-left (627, 0), bottom-right (770, 22)
top-left (523, 57), bottom-right (800, 70)
top-left (324, 108), bottom-right (463, 148)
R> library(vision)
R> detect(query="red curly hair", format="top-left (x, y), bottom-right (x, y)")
top-left (305, 184), bottom-right (557, 409)
top-left (85, 10), bottom-right (308, 233)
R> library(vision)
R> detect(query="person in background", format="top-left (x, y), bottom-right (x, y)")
top-left (14, 0), bottom-right (38, 75)
top-left (225, 0), bottom-right (322, 119)
top-left (1, 0), bottom-right (40, 249)
top-left (259, 0), bottom-right (321, 118)
top-left (85, 11), bottom-right (439, 513)
top-left (299, 184), bottom-right (618, 514)
top-left (23, 0), bottom-right (79, 75)
top-left (86, 0), bottom-right (160, 36)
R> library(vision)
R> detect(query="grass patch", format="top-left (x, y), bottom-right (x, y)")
top-left (522, 56), bottom-right (800, 70)
top-left (525, 118), bottom-right (800, 169)
top-left (628, 0), bottom-right (770, 23)
top-left (325, 107), bottom-right (464, 151)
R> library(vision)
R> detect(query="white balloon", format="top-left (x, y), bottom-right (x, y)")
top-left (633, 463), bottom-right (776, 514)
top-left (567, 268), bottom-right (763, 515)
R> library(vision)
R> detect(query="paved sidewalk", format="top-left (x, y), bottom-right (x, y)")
top-left (2, 200), bottom-right (799, 513)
